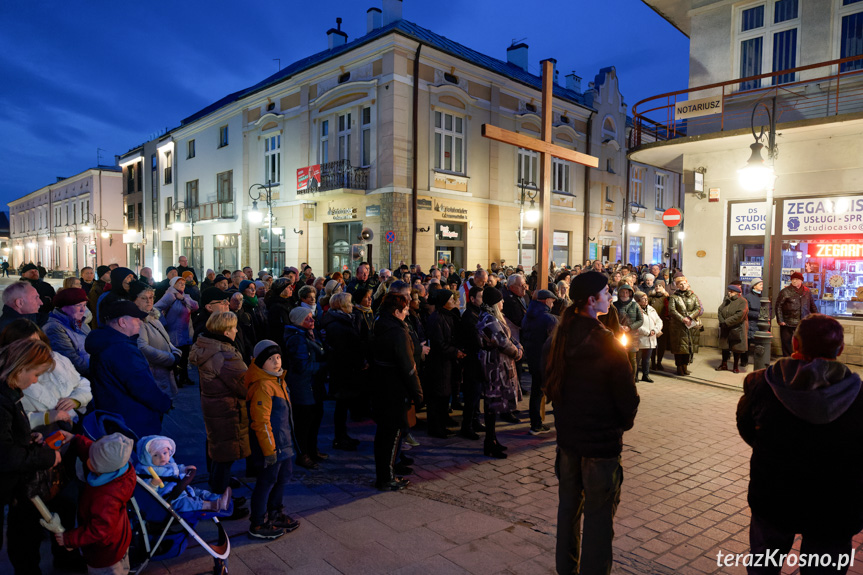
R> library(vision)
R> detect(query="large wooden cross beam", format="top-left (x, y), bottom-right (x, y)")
top-left (482, 59), bottom-right (598, 289)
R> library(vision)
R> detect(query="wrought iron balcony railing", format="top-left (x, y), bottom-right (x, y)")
top-left (166, 201), bottom-right (235, 227)
top-left (629, 54), bottom-right (863, 150)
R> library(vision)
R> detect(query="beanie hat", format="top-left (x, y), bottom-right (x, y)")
top-left (21, 263), bottom-right (38, 274)
top-left (634, 291), bottom-right (647, 300)
top-left (53, 287), bottom-right (88, 308)
top-left (482, 286), bottom-right (503, 306)
top-left (206, 269), bottom-right (215, 276)
top-left (89, 432), bottom-right (133, 474)
top-left (254, 280), bottom-right (265, 290)
top-left (289, 306), bottom-right (313, 326)
top-left (253, 339), bottom-right (281, 368)
top-left (570, 271), bottom-right (609, 303)
top-left (790, 272), bottom-right (804, 281)
top-left (96, 265), bottom-right (111, 278)
top-left (165, 266), bottom-right (177, 276)
top-left (128, 281), bottom-right (153, 300)
top-left (239, 280), bottom-right (254, 294)
top-left (182, 271), bottom-right (195, 281)
top-left (749, 277), bottom-right (763, 287)
top-left (727, 285), bottom-right (742, 294)
top-left (201, 287), bottom-right (231, 306)
top-left (643, 273), bottom-right (655, 281)
top-left (214, 274), bottom-right (228, 284)
top-left (673, 272), bottom-right (686, 280)
top-left (430, 288), bottom-right (456, 307)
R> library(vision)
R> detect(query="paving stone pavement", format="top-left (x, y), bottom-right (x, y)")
top-left (5, 368), bottom-right (863, 575)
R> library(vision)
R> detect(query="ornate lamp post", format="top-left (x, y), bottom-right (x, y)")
top-left (248, 182), bottom-right (274, 271)
top-left (737, 96), bottom-right (777, 370)
top-left (82, 213), bottom-right (109, 267)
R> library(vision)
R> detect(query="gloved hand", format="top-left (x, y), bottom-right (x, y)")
top-left (39, 512), bottom-right (65, 534)
top-left (263, 454), bottom-right (277, 468)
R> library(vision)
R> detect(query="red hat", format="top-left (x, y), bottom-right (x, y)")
top-left (53, 288), bottom-right (88, 308)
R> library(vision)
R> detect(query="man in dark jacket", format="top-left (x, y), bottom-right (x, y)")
top-left (21, 262), bottom-right (55, 314)
top-left (96, 267), bottom-right (136, 326)
top-left (457, 286), bottom-right (485, 439)
top-left (346, 263), bottom-right (372, 295)
top-left (0, 281), bottom-right (46, 332)
top-left (501, 273), bottom-right (529, 423)
top-left (544, 271), bottom-right (639, 575)
top-left (737, 314), bottom-right (863, 572)
top-left (193, 288), bottom-right (231, 342)
top-left (176, 255), bottom-right (198, 283)
top-left (521, 290), bottom-right (559, 435)
top-left (775, 272), bottom-right (818, 356)
top-left (85, 300), bottom-right (172, 438)
top-left (87, 265), bottom-right (111, 328)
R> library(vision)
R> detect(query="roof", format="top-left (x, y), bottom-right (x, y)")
top-left (182, 19), bottom-right (593, 126)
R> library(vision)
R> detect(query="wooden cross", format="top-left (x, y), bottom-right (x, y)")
top-left (482, 59), bottom-right (598, 286)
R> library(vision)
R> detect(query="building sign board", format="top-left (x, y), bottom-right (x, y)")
top-left (297, 165), bottom-right (321, 192)
top-left (365, 204), bottom-right (381, 217)
top-left (674, 95), bottom-right (723, 121)
top-left (730, 202), bottom-right (777, 236)
top-left (782, 195), bottom-right (863, 235)
top-left (417, 197), bottom-right (432, 211)
top-left (553, 231), bottom-right (569, 246)
top-left (434, 201), bottom-right (468, 220)
top-left (328, 207), bottom-right (357, 220)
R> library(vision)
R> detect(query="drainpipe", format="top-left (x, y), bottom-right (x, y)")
top-left (411, 43), bottom-right (422, 264)
top-left (623, 158), bottom-right (631, 265)
top-left (582, 112), bottom-right (594, 264)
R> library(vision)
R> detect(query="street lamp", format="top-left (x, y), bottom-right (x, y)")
top-left (82, 213), bottom-right (109, 267)
top-left (518, 179), bottom-right (538, 265)
top-left (625, 202), bottom-right (645, 264)
top-left (65, 224), bottom-right (79, 273)
top-left (248, 182), bottom-right (274, 271)
top-left (172, 201), bottom-right (196, 272)
top-left (738, 96), bottom-right (777, 370)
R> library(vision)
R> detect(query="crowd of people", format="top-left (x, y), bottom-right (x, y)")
top-left (2, 254), bottom-right (860, 575)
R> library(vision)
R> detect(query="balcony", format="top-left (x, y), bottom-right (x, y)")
top-left (298, 160), bottom-right (369, 195)
top-left (629, 54), bottom-right (863, 150)
top-left (166, 201), bottom-right (235, 227)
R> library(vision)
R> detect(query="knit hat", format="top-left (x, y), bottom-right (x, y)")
top-left (239, 280), bottom-right (254, 294)
top-left (214, 274), bottom-right (228, 284)
top-left (20, 263), bottom-right (38, 274)
top-left (254, 280), bottom-right (265, 290)
top-left (430, 289), bottom-right (456, 307)
top-left (165, 266), bottom-right (177, 276)
top-left (89, 432), bottom-right (133, 474)
top-left (289, 306), bottom-right (313, 326)
top-left (182, 271), bottom-right (195, 281)
top-left (643, 273), bottom-right (655, 281)
top-left (790, 272), bottom-right (804, 281)
top-left (673, 272), bottom-right (686, 279)
top-left (96, 265), bottom-right (111, 278)
top-left (253, 340), bottom-right (281, 368)
top-left (570, 271), bottom-right (609, 302)
top-left (727, 285), bottom-right (742, 293)
top-left (206, 269), bottom-right (215, 277)
top-left (749, 277), bottom-right (763, 287)
top-left (634, 291), bottom-right (647, 300)
top-left (482, 287), bottom-right (503, 306)
top-left (53, 287), bottom-right (88, 308)
top-left (535, 289), bottom-right (558, 301)
top-left (201, 287), bottom-right (231, 306)
top-left (128, 281), bottom-right (153, 300)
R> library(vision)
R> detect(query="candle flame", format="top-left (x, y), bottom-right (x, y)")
top-left (619, 333), bottom-right (628, 347)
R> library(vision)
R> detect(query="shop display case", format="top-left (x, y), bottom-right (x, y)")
top-left (782, 240), bottom-right (863, 318)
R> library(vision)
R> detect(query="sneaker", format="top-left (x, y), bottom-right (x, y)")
top-left (269, 512), bottom-right (300, 533)
top-left (248, 524), bottom-right (286, 540)
top-left (528, 424), bottom-right (551, 435)
top-left (404, 433), bottom-right (420, 447)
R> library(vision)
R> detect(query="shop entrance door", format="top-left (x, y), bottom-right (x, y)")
top-left (327, 221), bottom-right (363, 274)
top-left (727, 239), bottom-right (765, 296)
top-left (435, 221), bottom-right (465, 270)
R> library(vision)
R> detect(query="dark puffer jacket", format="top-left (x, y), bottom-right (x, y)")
top-left (744, 290), bottom-right (762, 343)
top-left (520, 300), bottom-right (559, 378)
top-left (718, 294), bottom-right (748, 353)
top-left (544, 315), bottom-right (639, 458)
top-left (283, 324), bottom-right (325, 406)
top-left (318, 310), bottom-right (365, 399)
top-left (0, 383), bottom-right (57, 503)
top-left (189, 333), bottom-right (250, 463)
top-left (371, 313), bottom-right (423, 427)
top-left (775, 284), bottom-right (818, 327)
top-left (737, 358), bottom-right (863, 537)
top-left (425, 307), bottom-right (461, 398)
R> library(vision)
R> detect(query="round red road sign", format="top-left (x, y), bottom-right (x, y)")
top-left (662, 208), bottom-right (683, 228)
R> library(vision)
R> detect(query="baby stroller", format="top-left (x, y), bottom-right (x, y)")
top-left (82, 411), bottom-right (231, 575)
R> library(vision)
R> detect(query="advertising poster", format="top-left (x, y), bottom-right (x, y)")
top-left (296, 164), bottom-right (321, 192)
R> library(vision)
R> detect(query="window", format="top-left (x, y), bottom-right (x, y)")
top-left (607, 158), bottom-right (615, 173)
top-left (127, 204), bottom-right (135, 229)
top-left (652, 238), bottom-right (665, 264)
top-left (552, 158), bottom-right (570, 194)
top-left (628, 236), bottom-right (644, 267)
top-left (631, 166), bottom-right (645, 205)
top-left (655, 173), bottom-right (668, 210)
top-left (337, 112), bottom-right (351, 162)
top-left (840, 0), bottom-right (863, 72)
top-left (606, 186), bottom-right (614, 203)
top-left (601, 116), bottom-right (617, 139)
top-left (185, 180), bottom-right (199, 207)
top-left (187, 139), bottom-right (196, 159)
top-left (361, 107), bottom-right (371, 167)
top-left (72, 204), bottom-right (77, 225)
top-left (218, 125), bottom-right (229, 148)
top-left (217, 171), bottom-right (233, 204)
top-left (264, 134), bottom-right (281, 185)
top-left (434, 110), bottom-right (465, 173)
top-left (320, 120), bottom-right (329, 164)
top-left (163, 151), bottom-right (172, 185)
top-left (517, 148), bottom-right (539, 186)
top-left (66, 205), bottom-right (69, 226)
top-left (737, 0), bottom-right (799, 90)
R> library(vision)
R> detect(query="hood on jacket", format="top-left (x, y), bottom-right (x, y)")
top-left (764, 357), bottom-right (862, 424)
top-left (48, 307), bottom-right (86, 332)
top-left (525, 299), bottom-right (552, 318)
top-left (136, 435), bottom-right (176, 467)
top-left (109, 267), bottom-right (135, 294)
top-left (190, 333), bottom-right (236, 365)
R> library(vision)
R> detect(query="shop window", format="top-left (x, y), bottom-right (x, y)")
top-left (214, 234), bottom-right (239, 273)
top-left (553, 231), bottom-right (569, 267)
top-left (258, 228), bottom-right (285, 272)
top-left (784, 239), bottom-right (863, 318)
top-left (182, 236), bottom-right (203, 272)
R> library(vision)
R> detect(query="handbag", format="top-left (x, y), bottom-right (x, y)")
top-left (24, 449), bottom-right (72, 502)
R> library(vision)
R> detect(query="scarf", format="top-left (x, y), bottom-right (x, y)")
top-left (244, 295), bottom-right (259, 308)
top-left (87, 464), bottom-right (129, 487)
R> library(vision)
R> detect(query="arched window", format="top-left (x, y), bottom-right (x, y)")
top-left (602, 116), bottom-right (617, 139)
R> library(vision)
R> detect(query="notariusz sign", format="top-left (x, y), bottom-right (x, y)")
top-left (674, 95), bottom-right (723, 121)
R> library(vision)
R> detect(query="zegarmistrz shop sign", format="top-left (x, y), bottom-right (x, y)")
top-left (783, 195), bottom-right (863, 235)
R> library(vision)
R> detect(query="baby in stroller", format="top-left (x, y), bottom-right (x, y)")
top-left (136, 435), bottom-right (230, 513)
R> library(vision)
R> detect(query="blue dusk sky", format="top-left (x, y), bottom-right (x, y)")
top-left (0, 0), bottom-right (689, 208)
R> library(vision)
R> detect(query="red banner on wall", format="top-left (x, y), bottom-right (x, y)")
top-left (297, 164), bottom-right (321, 192)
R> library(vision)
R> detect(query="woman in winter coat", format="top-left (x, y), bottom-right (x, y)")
top-left (318, 294), bottom-right (366, 450)
top-left (742, 277), bottom-right (764, 368)
top-left (648, 281), bottom-right (671, 372)
top-left (155, 276), bottom-right (199, 387)
top-left (424, 289), bottom-right (465, 438)
top-left (668, 273), bottom-right (703, 376)
top-left (551, 281), bottom-right (571, 316)
top-left (132, 281), bottom-right (182, 399)
top-left (635, 291), bottom-right (663, 383)
top-left (239, 280), bottom-right (266, 343)
top-left (0, 320), bottom-right (92, 429)
top-left (265, 279), bottom-right (295, 350)
top-left (189, 311), bottom-right (250, 496)
top-left (612, 284), bottom-right (644, 381)
top-left (43, 288), bottom-right (91, 377)
top-left (283, 306), bottom-right (325, 470)
top-left (716, 284), bottom-right (749, 373)
top-left (371, 293), bottom-right (423, 491)
top-left (476, 287), bottom-right (523, 459)
top-left (0, 338), bottom-right (63, 573)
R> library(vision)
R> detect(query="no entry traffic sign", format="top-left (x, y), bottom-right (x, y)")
top-left (385, 230), bottom-right (396, 243)
top-left (662, 208), bottom-right (682, 228)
